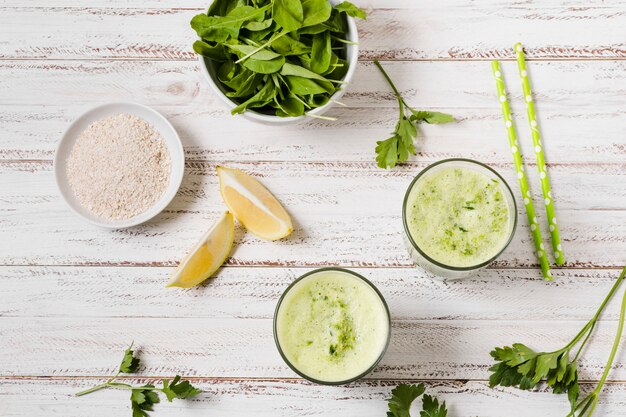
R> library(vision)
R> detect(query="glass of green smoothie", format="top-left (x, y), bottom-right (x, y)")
top-left (403, 158), bottom-right (517, 280)
top-left (273, 268), bottom-right (391, 385)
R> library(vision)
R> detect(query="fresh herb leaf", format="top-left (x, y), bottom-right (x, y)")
top-left (76, 343), bottom-right (201, 417)
top-left (272, 0), bottom-right (304, 32)
top-left (301, 0), bottom-right (333, 27)
top-left (373, 60), bottom-right (454, 168)
top-left (488, 267), bottom-right (626, 417)
top-left (161, 375), bottom-right (202, 402)
top-left (420, 394), bottom-right (447, 417)
top-left (386, 384), bottom-right (448, 417)
top-left (311, 31), bottom-right (332, 74)
top-left (119, 343), bottom-right (140, 374)
top-left (191, 6), bottom-right (266, 43)
top-left (193, 40), bottom-right (227, 61)
top-left (409, 110), bottom-right (455, 124)
top-left (334, 1), bottom-right (367, 19)
top-left (242, 55), bottom-right (286, 74)
top-left (130, 387), bottom-right (159, 417)
top-left (387, 383), bottom-right (425, 417)
top-left (281, 62), bottom-right (332, 82)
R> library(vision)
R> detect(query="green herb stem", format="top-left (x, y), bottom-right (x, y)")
top-left (75, 382), bottom-right (111, 397)
top-left (373, 60), bottom-right (403, 119)
top-left (593, 268), bottom-right (626, 392)
top-left (565, 268), bottom-right (626, 351)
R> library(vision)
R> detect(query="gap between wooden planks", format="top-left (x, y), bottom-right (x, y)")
top-left (0, 2), bottom-right (625, 61)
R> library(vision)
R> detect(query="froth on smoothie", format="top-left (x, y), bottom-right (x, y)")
top-left (275, 269), bottom-right (389, 383)
top-left (405, 166), bottom-right (512, 268)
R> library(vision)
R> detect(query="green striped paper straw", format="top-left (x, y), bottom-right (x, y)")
top-left (514, 42), bottom-right (565, 265)
top-left (491, 60), bottom-right (552, 281)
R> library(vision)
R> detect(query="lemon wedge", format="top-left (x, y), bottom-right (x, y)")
top-left (166, 211), bottom-right (234, 288)
top-left (217, 166), bottom-right (292, 241)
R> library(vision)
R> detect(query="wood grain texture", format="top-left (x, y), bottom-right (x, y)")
top-left (1, 60), bottom-right (624, 162)
top-left (1, 267), bottom-right (624, 321)
top-left (0, 1), bottom-right (625, 60)
top-left (1, 160), bottom-right (625, 267)
top-left (1, 0), bottom-right (626, 415)
top-left (1, 378), bottom-right (625, 417)
top-left (2, 317), bottom-right (626, 379)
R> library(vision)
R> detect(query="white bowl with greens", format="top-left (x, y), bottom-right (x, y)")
top-left (192, 0), bottom-right (365, 124)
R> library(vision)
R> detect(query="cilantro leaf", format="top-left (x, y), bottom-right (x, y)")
top-left (130, 387), bottom-right (159, 417)
top-left (77, 344), bottom-right (202, 417)
top-left (373, 60), bottom-right (454, 168)
top-left (375, 136), bottom-right (399, 169)
top-left (420, 394), bottom-right (447, 417)
top-left (409, 110), bottom-right (455, 124)
top-left (119, 343), bottom-right (140, 374)
top-left (162, 375), bottom-right (202, 402)
top-left (488, 267), bottom-right (626, 417)
top-left (387, 383), bottom-right (425, 417)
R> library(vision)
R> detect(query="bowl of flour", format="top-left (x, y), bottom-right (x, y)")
top-left (54, 102), bottom-right (184, 228)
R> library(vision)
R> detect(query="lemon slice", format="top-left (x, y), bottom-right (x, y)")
top-left (166, 211), bottom-right (234, 288)
top-left (217, 166), bottom-right (292, 241)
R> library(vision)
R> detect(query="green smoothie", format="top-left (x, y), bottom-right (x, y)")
top-left (406, 166), bottom-right (511, 267)
top-left (275, 269), bottom-right (389, 383)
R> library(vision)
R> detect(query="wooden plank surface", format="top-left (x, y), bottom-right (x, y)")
top-left (1, 1), bottom-right (625, 61)
top-left (1, 378), bottom-right (625, 417)
top-left (2, 317), bottom-right (626, 380)
top-left (1, 160), bottom-right (625, 267)
top-left (0, 60), bottom-right (625, 162)
top-left (0, 266), bottom-right (622, 321)
top-left (1, 0), bottom-right (625, 415)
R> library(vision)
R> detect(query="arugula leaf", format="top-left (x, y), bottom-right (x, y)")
top-left (191, 6), bottom-right (266, 42)
top-left (231, 81), bottom-right (276, 114)
top-left (226, 44), bottom-right (282, 60)
top-left (243, 55), bottom-right (286, 74)
top-left (191, 0), bottom-right (365, 118)
top-left (285, 75), bottom-right (332, 95)
top-left (311, 31), bottom-right (332, 74)
top-left (373, 60), bottom-right (454, 168)
top-left (302, 0), bottom-right (333, 27)
top-left (334, 1), bottom-right (367, 19)
top-left (275, 97), bottom-right (306, 117)
top-left (281, 62), bottom-right (331, 82)
top-left (193, 40), bottom-right (227, 61)
top-left (272, 0), bottom-right (304, 32)
top-left (271, 35), bottom-right (311, 55)
top-left (119, 343), bottom-right (140, 374)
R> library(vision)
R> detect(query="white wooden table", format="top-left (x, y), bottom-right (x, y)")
top-left (1, 1), bottom-right (625, 415)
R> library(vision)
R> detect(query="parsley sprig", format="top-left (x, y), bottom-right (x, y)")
top-left (489, 267), bottom-right (626, 417)
top-left (76, 343), bottom-right (201, 417)
top-left (373, 60), bottom-right (455, 169)
top-left (387, 383), bottom-right (447, 417)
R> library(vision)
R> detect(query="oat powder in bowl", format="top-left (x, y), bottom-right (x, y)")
top-left (65, 113), bottom-right (171, 221)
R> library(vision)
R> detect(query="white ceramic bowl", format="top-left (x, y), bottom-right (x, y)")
top-left (198, 7), bottom-right (359, 125)
top-left (54, 102), bottom-right (185, 229)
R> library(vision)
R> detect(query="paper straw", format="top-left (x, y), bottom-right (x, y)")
top-left (491, 60), bottom-right (552, 281)
top-left (514, 43), bottom-right (565, 266)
